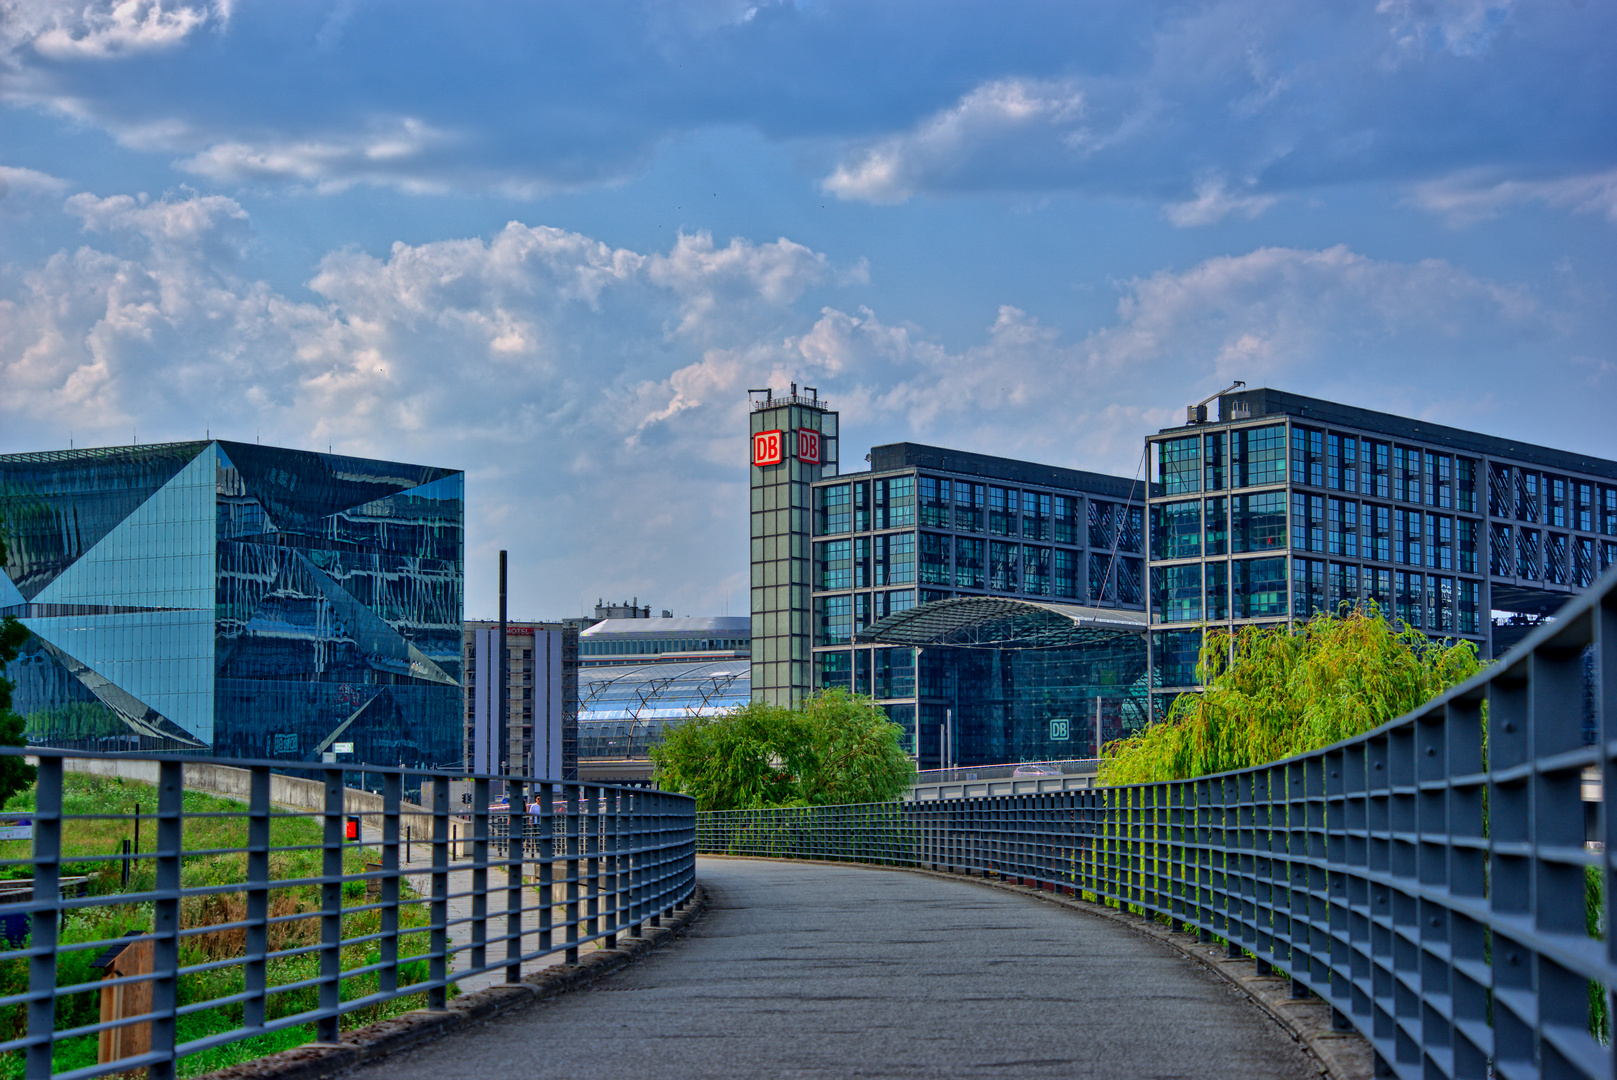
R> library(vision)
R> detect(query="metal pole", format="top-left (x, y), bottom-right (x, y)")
top-left (498, 549), bottom-right (509, 785)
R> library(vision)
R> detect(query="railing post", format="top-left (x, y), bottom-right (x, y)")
top-left (24, 755), bottom-right (61, 1079)
top-left (145, 759), bottom-right (184, 1079)
top-left (566, 787), bottom-right (581, 962)
top-left (316, 766), bottom-right (345, 1044)
top-left (244, 765), bottom-right (272, 1027)
top-left (539, 781), bottom-right (555, 955)
top-left (379, 772), bottom-right (401, 997)
top-left (604, 787), bottom-right (620, 949)
top-left (428, 775), bottom-right (451, 1010)
top-left (470, 776), bottom-right (489, 976)
top-left (585, 785), bottom-right (600, 945)
top-left (506, 777), bottom-right (526, 982)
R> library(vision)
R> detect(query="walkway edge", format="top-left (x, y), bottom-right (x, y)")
top-left (197, 885), bottom-right (709, 1080)
top-left (704, 856), bottom-right (1374, 1080)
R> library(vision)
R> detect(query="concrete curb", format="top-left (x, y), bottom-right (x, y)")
top-left (700, 855), bottom-right (1373, 1080)
top-left (197, 885), bottom-right (709, 1080)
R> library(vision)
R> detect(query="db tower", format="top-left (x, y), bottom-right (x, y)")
top-left (748, 385), bottom-right (838, 706)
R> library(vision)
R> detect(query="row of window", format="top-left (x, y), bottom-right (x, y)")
top-left (815, 474), bottom-right (1143, 550)
top-left (1489, 527), bottom-right (1617, 586)
top-left (1487, 465), bottom-right (1617, 532)
top-left (815, 647), bottom-right (916, 700)
top-left (817, 591), bottom-right (918, 646)
top-left (815, 534), bottom-right (917, 588)
top-left (1151, 558), bottom-right (1483, 635)
top-left (1151, 424), bottom-right (1287, 495)
top-left (578, 637), bottom-right (750, 656)
top-left (1289, 429), bottom-right (1480, 510)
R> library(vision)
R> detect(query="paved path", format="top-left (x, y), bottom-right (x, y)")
top-left (363, 857), bottom-right (1318, 1080)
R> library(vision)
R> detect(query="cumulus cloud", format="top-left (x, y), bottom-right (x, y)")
top-left (15, 0), bottom-right (227, 60)
top-left (0, 163), bottom-right (69, 205)
top-left (0, 190), bottom-right (1603, 612)
top-left (1407, 169), bottom-right (1617, 226)
top-left (821, 79), bottom-right (1087, 204)
top-left (1162, 177), bottom-right (1280, 227)
top-left (176, 118), bottom-right (454, 194)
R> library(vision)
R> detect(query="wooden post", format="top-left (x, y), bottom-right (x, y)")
top-left (98, 936), bottom-right (154, 1073)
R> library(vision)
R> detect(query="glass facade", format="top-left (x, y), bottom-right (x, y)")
top-left (1, 441), bottom-right (464, 774)
top-left (576, 659), bottom-right (749, 759)
top-left (1144, 387), bottom-right (1617, 714)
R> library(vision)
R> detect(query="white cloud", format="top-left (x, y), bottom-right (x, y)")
top-left (1376, 0), bottom-right (1515, 60)
top-left (23, 0), bottom-right (227, 60)
top-left (1407, 169), bottom-right (1617, 226)
top-left (0, 164), bottom-right (70, 201)
top-left (176, 119), bottom-right (456, 194)
top-left (821, 78), bottom-right (1087, 204)
top-left (1162, 177), bottom-right (1280, 227)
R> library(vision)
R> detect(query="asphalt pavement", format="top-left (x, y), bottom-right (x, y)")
top-left (360, 856), bottom-right (1319, 1080)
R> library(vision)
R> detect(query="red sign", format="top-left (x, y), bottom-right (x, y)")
top-left (752, 430), bottom-right (783, 466)
top-left (797, 429), bottom-right (821, 465)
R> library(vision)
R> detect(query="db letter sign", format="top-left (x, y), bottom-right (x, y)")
top-left (797, 429), bottom-right (821, 465)
top-left (752, 430), bottom-right (783, 466)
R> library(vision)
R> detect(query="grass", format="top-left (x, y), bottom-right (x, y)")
top-left (0, 773), bottom-right (452, 1077)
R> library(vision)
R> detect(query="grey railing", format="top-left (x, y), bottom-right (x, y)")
top-left (1, 756), bottom-right (695, 1079)
top-left (701, 565), bottom-right (1617, 1080)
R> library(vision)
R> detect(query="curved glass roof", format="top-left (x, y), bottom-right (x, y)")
top-left (856, 597), bottom-right (1147, 650)
top-left (577, 659), bottom-right (750, 759)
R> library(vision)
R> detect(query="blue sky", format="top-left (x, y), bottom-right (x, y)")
top-left (1, 0), bottom-right (1613, 618)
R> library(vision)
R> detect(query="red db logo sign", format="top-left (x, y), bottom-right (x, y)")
top-left (752, 430), bottom-right (783, 466)
top-left (798, 429), bottom-right (821, 465)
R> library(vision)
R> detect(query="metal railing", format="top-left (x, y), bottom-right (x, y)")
top-left (0, 757), bottom-right (695, 1079)
top-left (701, 566), bottom-right (1617, 1080)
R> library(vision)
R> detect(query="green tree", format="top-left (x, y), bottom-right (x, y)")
top-left (1100, 608), bottom-right (1481, 785)
top-left (650, 689), bottom-right (915, 811)
top-left (0, 525), bottom-right (36, 810)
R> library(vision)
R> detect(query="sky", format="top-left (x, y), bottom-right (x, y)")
top-left (0, 0), bottom-right (1613, 620)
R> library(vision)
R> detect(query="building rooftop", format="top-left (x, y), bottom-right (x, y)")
top-left (827, 442), bottom-right (1139, 500)
top-left (1159, 387), bottom-right (1617, 482)
top-left (581, 616), bottom-right (750, 637)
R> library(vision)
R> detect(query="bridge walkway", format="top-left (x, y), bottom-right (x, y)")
top-left (363, 857), bottom-right (1319, 1080)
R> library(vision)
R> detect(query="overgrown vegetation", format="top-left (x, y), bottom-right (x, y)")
top-left (0, 773), bottom-right (445, 1077)
top-left (651, 689), bottom-right (916, 811)
top-left (1100, 608), bottom-right (1482, 784)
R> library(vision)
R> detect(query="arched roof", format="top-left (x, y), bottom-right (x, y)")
top-left (856, 597), bottom-right (1147, 649)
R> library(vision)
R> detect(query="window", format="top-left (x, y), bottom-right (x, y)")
top-left (1204, 496), bottom-right (1228, 556)
top-left (1490, 523), bottom-right (1512, 576)
top-left (876, 589), bottom-right (915, 619)
top-left (1517, 528), bottom-right (1539, 579)
top-left (954, 483), bottom-right (984, 532)
top-left (1328, 434), bottom-right (1358, 493)
top-left (1328, 562), bottom-right (1359, 613)
top-left (1204, 432), bottom-right (1227, 491)
top-left (1458, 518), bottom-right (1478, 574)
top-left (1604, 487), bottom-right (1617, 536)
top-left (1116, 557), bottom-right (1143, 605)
top-left (817, 650), bottom-right (852, 692)
top-left (1394, 447), bottom-right (1422, 504)
top-left (1546, 533), bottom-right (1568, 585)
top-left (919, 532), bottom-right (951, 585)
top-left (1232, 491), bottom-right (1287, 552)
top-left (1291, 493), bottom-right (1325, 553)
top-left (1516, 471), bottom-right (1539, 523)
top-left (1233, 425), bottom-right (1286, 487)
top-left (1429, 453), bottom-right (1452, 509)
top-left (1151, 500), bottom-right (1202, 560)
top-left (1456, 458), bottom-right (1477, 513)
top-left (854, 480), bottom-right (871, 531)
top-left (1368, 441), bottom-right (1391, 499)
top-left (1023, 546), bottom-right (1051, 596)
top-left (1395, 571), bottom-right (1422, 629)
top-left (1119, 505), bottom-right (1143, 553)
top-left (1022, 491), bottom-right (1052, 540)
top-left (918, 476), bottom-right (950, 528)
top-left (876, 532), bottom-right (915, 585)
top-left (989, 541), bottom-right (1020, 592)
top-left (988, 486), bottom-right (1016, 537)
top-left (1396, 509), bottom-right (1422, 566)
top-left (1053, 494), bottom-right (1080, 544)
top-left (1089, 500), bottom-right (1114, 549)
top-left (1205, 561), bottom-right (1229, 620)
top-left (1367, 567), bottom-right (1393, 614)
top-left (877, 476), bottom-right (915, 529)
top-left (1575, 482), bottom-right (1594, 532)
top-left (815, 484), bottom-right (851, 535)
top-left (1154, 436), bottom-right (1201, 496)
top-left (1054, 548), bottom-right (1081, 599)
top-left (1428, 514), bottom-right (1452, 570)
top-left (1458, 580), bottom-right (1479, 635)
top-left (1574, 537), bottom-right (1596, 587)
top-left (1153, 564), bottom-right (1201, 622)
top-left (1429, 576), bottom-right (1454, 632)
top-left (1291, 427), bottom-right (1324, 488)
top-left (873, 647), bottom-right (915, 699)
top-left (1488, 463), bottom-right (1511, 518)
top-left (1546, 476), bottom-right (1567, 528)
top-left (854, 536), bottom-right (871, 588)
top-left (816, 539), bottom-right (851, 589)
top-left (1293, 558), bottom-right (1327, 618)
top-left (1153, 630), bottom-right (1203, 689)
top-left (1328, 498), bottom-right (1358, 558)
top-left (817, 594), bottom-right (852, 645)
top-left (1233, 557), bottom-right (1288, 618)
top-left (955, 537), bottom-right (984, 589)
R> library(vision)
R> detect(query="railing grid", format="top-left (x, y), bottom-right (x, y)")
top-left (0, 759), bottom-right (695, 1079)
top-left (700, 567), bottom-right (1617, 1080)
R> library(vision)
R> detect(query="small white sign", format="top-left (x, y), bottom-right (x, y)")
top-left (322, 751), bottom-right (337, 763)
top-left (333, 742), bottom-right (354, 754)
top-left (0, 819), bottom-right (33, 841)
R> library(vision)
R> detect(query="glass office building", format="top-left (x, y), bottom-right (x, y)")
top-left (1145, 387), bottom-right (1617, 716)
top-left (809, 443), bottom-right (1147, 766)
top-left (0, 441), bottom-right (464, 772)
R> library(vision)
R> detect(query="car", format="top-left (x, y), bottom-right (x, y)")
top-left (1011, 763), bottom-right (1064, 778)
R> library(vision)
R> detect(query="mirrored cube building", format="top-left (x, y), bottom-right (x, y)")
top-left (0, 441), bottom-right (464, 772)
